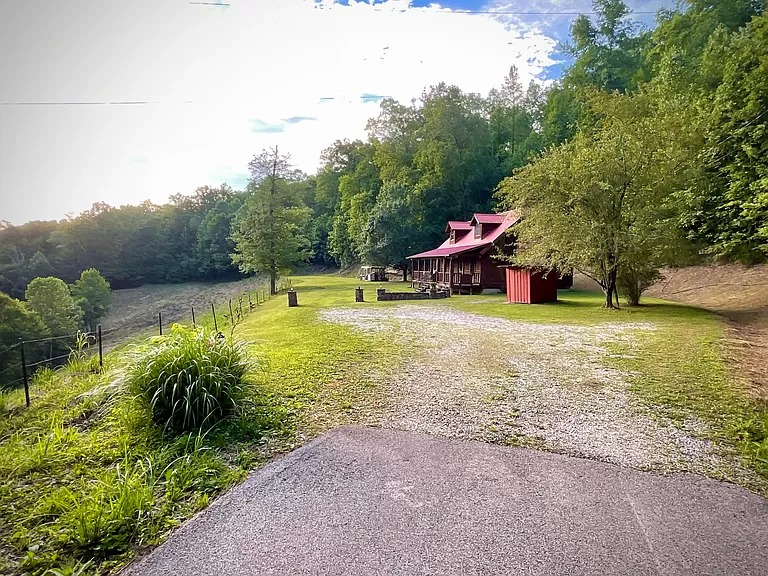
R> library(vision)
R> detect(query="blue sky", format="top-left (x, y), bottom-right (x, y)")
top-left (0, 0), bottom-right (676, 224)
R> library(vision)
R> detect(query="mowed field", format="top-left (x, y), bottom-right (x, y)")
top-left (99, 277), bottom-right (269, 344)
top-left (1, 272), bottom-right (767, 575)
top-left (646, 263), bottom-right (768, 402)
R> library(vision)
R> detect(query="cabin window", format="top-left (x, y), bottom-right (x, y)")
top-left (474, 224), bottom-right (482, 239)
top-left (450, 230), bottom-right (456, 244)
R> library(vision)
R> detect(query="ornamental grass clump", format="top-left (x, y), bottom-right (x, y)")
top-left (129, 325), bottom-right (252, 433)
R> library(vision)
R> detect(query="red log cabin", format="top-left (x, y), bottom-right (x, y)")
top-left (408, 211), bottom-right (519, 295)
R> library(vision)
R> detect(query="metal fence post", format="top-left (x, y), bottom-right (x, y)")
top-left (97, 325), bottom-right (103, 370)
top-left (158, 312), bottom-right (163, 336)
top-left (211, 302), bottom-right (218, 332)
top-left (19, 340), bottom-right (29, 407)
top-left (191, 306), bottom-right (196, 326)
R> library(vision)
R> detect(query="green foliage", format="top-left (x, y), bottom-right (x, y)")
top-left (0, 292), bottom-right (48, 346)
top-left (196, 187), bottom-right (244, 278)
top-left (27, 250), bottom-right (54, 278)
top-left (646, 0), bottom-right (762, 92)
top-left (565, 0), bottom-right (650, 93)
top-left (70, 269), bottom-right (112, 329)
top-left (25, 277), bottom-right (83, 336)
top-left (128, 325), bottom-right (252, 433)
top-left (541, 85), bottom-right (583, 145)
top-left (326, 140), bottom-right (383, 267)
top-left (323, 75), bottom-right (545, 270)
top-left (0, 293), bottom-right (49, 386)
top-left (692, 13), bottom-right (768, 262)
top-left (232, 148), bottom-right (312, 294)
top-left (0, 186), bottom-right (245, 295)
top-left (358, 183), bottom-right (417, 276)
top-left (498, 92), bottom-right (694, 307)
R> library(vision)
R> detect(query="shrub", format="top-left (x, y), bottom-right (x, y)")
top-left (128, 325), bottom-right (252, 433)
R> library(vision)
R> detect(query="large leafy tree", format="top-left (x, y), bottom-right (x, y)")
top-left (359, 183), bottom-right (421, 280)
top-left (195, 185), bottom-right (244, 278)
top-left (71, 268), bottom-right (112, 329)
top-left (231, 148), bottom-right (312, 294)
top-left (412, 84), bottom-right (499, 237)
top-left (0, 220), bottom-right (59, 297)
top-left (24, 277), bottom-right (83, 336)
top-left (565, 0), bottom-right (651, 93)
top-left (498, 93), bottom-right (694, 307)
top-left (488, 66), bottom-right (543, 174)
top-left (324, 140), bottom-right (382, 267)
top-left (687, 13), bottom-right (768, 262)
top-left (646, 0), bottom-right (763, 93)
top-left (0, 293), bottom-right (49, 386)
top-left (540, 0), bottom-right (651, 147)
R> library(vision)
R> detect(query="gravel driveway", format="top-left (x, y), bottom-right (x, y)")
top-left (320, 305), bottom-right (744, 479)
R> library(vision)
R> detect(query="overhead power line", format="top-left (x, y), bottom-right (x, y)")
top-left (417, 10), bottom-right (657, 15)
top-left (188, 2), bottom-right (657, 17)
top-left (0, 100), bottom-right (193, 107)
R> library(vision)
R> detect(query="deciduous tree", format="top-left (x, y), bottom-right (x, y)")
top-left (24, 277), bottom-right (83, 335)
top-left (71, 268), bottom-right (112, 329)
top-left (231, 148), bottom-right (311, 294)
top-left (498, 93), bottom-right (693, 307)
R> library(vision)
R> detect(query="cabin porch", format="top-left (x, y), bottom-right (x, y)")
top-left (410, 256), bottom-right (483, 294)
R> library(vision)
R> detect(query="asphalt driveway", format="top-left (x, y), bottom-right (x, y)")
top-left (123, 426), bottom-right (768, 576)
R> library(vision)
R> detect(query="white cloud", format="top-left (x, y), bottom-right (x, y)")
top-left (0, 0), bottom-right (558, 224)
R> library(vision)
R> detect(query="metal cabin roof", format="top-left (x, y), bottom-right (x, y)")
top-left (407, 244), bottom-right (482, 259)
top-left (409, 210), bottom-right (519, 260)
top-left (472, 213), bottom-right (505, 224)
top-left (446, 220), bottom-right (473, 231)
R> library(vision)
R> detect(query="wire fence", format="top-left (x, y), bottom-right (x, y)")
top-left (0, 280), bottom-right (293, 407)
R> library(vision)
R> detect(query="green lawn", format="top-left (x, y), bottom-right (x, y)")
top-left (1, 273), bottom-right (766, 575)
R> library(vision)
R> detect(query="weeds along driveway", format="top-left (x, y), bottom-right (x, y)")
top-left (320, 305), bottom-right (750, 483)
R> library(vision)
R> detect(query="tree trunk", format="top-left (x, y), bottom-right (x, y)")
top-left (604, 264), bottom-right (618, 309)
top-left (270, 272), bottom-right (276, 295)
top-left (401, 265), bottom-right (408, 282)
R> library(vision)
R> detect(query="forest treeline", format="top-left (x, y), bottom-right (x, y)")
top-left (1, 0), bottom-right (766, 300)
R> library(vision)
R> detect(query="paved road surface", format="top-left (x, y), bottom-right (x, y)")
top-left (124, 427), bottom-right (768, 575)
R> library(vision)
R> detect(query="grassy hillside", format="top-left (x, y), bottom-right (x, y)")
top-left (1, 274), bottom-right (766, 575)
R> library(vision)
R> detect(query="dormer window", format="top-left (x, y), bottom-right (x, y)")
top-left (450, 230), bottom-right (456, 244)
top-left (474, 224), bottom-right (482, 239)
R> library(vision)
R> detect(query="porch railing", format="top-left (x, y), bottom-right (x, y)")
top-left (452, 273), bottom-right (481, 286)
top-left (413, 270), bottom-right (450, 284)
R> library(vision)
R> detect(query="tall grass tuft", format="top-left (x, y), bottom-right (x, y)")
top-left (128, 325), bottom-right (252, 433)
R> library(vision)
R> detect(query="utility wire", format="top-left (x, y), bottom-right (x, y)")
top-left (0, 100), bottom-right (193, 107)
top-left (188, 2), bottom-right (658, 16)
top-left (407, 10), bottom-right (657, 15)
